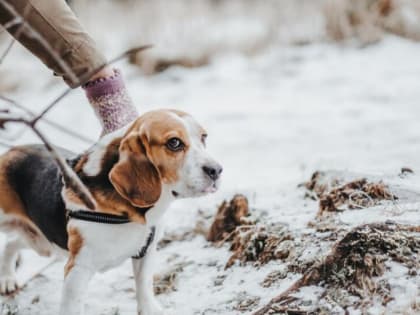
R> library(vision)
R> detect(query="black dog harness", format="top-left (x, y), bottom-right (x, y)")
top-left (67, 210), bottom-right (156, 259)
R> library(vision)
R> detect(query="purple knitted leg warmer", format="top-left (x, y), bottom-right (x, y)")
top-left (83, 69), bottom-right (138, 135)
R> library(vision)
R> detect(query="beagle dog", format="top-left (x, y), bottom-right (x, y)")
top-left (0, 109), bottom-right (222, 315)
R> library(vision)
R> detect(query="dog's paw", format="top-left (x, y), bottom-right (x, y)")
top-left (0, 274), bottom-right (19, 295)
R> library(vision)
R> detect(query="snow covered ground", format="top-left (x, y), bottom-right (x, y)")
top-left (0, 35), bottom-right (420, 314)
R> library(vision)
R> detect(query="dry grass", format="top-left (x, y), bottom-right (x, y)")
top-left (254, 222), bottom-right (420, 314)
top-left (3, 0), bottom-right (420, 77)
top-left (206, 195), bottom-right (293, 269)
top-left (153, 262), bottom-right (191, 295)
top-left (225, 223), bottom-right (293, 269)
top-left (324, 0), bottom-right (420, 44)
top-left (303, 171), bottom-right (397, 216)
top-left (71, 0), bottom-right (420, 74)
top-left (71, 0), bottom-right (324, 73)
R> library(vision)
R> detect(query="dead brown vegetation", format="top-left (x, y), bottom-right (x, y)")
top-left (253, 222), bottom-right (420, 314)
top-left (207, 194), bottom-right (250, 242)
top-left (153, 262), bottom-right (190, 295)
top-left (207, 195), bottom-right (294, 269)
top-left (226, 224), bottom-right (294, 269)
top-left (324, 0), bottom-right (420, 44)
top-left (304, 171), bottom-right (397, 216)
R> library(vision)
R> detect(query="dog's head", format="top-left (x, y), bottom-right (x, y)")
top-left (109, 109), bottom-right (222, 208)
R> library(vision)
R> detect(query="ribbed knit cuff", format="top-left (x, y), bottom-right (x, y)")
top-left (83, 69), bottom-right (138, 135)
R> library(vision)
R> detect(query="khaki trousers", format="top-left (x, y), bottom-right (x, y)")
top-left (0, 0), bottom-right (106, 87)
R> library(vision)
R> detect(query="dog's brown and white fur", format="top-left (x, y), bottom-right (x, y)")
top-left (0, 109), bottom-right (222, 315)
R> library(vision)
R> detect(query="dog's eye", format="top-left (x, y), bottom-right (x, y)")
top-left (201, 134), bottom-right (207, 145)
top-left (166, 137), bottom-right (184, 151)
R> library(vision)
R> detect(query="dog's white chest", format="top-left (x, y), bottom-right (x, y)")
top-left (71, 221), bottom-right (153, 272)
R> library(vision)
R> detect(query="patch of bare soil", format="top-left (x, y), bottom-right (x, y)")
top-left (303, 171), bottom-right (397, 216)
top-left (253, 222), bottom-right (420, 315)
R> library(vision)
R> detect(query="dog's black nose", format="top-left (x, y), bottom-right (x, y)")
top-left (202, 165), bottom-right (223, 181)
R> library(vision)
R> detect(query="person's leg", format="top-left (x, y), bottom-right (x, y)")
top-left (0, 0), bottom-right (138, 134)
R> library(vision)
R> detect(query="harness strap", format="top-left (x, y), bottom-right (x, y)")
top-left (67, 210), bottom-right (156, 259)
top-left (132, 226), bottom-right (156, 259)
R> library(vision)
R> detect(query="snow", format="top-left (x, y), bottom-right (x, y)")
top-left (1, 33), bottom-right (420, 314)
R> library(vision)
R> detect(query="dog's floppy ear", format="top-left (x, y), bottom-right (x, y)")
top-left (109, 132), bottom-right (161, 208)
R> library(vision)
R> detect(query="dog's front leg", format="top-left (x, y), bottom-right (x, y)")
top-left (132, 240), bottom-right (166, 315)
top-left (59, 264), bottom-right (94, 315)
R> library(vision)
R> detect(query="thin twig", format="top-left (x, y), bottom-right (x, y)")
top-left (0, 3), bottom-right (31, 65)
top-left (0, 1), bottom-right (152, 211)
top-left (1, 16), bottom-right (22, 31)
top-left (0, 39), bottom-right (16, 65)
top-left (30, 124), bottom-right (96, 209)
top-left (215, 225), bottom-right (255, 248)
top-left (30, 88), bottom-right (72, 126)
top-left (41, 118), bottom-right (95, 144)
top-left (348, 190), bottom-right (375, 209)
top-left (0, 114), bottom-right (96, 209)
top-left (0, 0), bottom-right (78, 83)
top-left (0, 140), bottom-right (11, 148)
top-left (30, 45), bottom-right (152, 125)
top-left (108, 45), bottom-right (153, 66)
top-left (0, 95), bottom-right (95, 144)
top-left (0, 45), bottom-right (152, 209)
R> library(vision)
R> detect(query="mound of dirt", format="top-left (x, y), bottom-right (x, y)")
top-left (253, 222), bottom-right (420, 315)
top-left (207, 195), bottom-right (294, 269)
top-left (207, 194), bottom-right (250, 242)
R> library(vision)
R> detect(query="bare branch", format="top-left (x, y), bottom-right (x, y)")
top-left (30, 124), bottom-right (96, 210)
top-left (108, 45), bottom-right (153, 66)
top-left (0, 95), bottom-right (95, 145)
top-left (41, 118), bottom-right (95, 145)
top-left (0, 114), bottom-right (96, 209)
top-left (0, 140), bottom-right (11, 148)
top-left (1, 16), bottom-right (22, 31)
top-left (0, 0), bottom-right (78, 83)
top-left (0, 39), bottom-right (16, 65)
top-left (0, 44), bottom-right (153, 210)
top-left (30, 88), bottom-right (72, 126)
top-left (30, 45), bottom-right (152, 125)
top-left (0, 3), bottom-right (30, 65)
top-left (0, 1), bottom-right (152, 212)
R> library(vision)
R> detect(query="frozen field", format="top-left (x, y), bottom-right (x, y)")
top-left (0, 35), bottom-right (419, 314)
